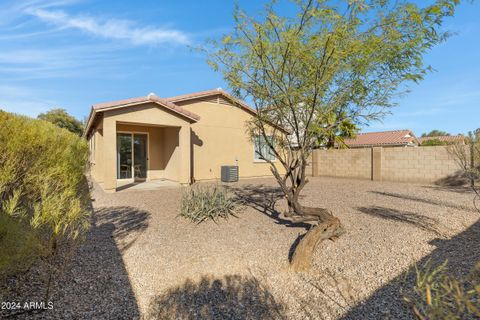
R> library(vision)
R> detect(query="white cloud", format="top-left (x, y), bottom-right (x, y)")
top-left (27, 8), bottom-right (189, 46)
top-left (0, 46), bottom-right (126, 80)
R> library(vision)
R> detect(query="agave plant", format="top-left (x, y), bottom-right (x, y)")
top-left (180, 184), bottom-right (240, 223)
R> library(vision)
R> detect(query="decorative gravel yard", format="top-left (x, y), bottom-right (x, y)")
top-left (36, 177), bottom-right (479, 319)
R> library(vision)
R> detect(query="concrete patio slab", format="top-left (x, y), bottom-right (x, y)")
top-left (116, 179), bottom-right (181, 192)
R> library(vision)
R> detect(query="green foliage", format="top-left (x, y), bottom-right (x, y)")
top-left (207, 0), bottom-right (460, 153)
top-left (421, 130), bottom-right (451, 137)
top-left (180, 184), bottom-right (240, 223)
top-left (421, 138), bottom-right (448, 146)
top-left (403, 260), bottom-right (480, 319)
top-left (0, 111), bottom-right (90, 282)
top-left (206, 0), bottom-right (460, 215)
top-left (0, 214), bottom-right (42, 278)
top-left (38, 108), bottom-right (84, 136)
top-left (324, 111), bottom-right (359, 149)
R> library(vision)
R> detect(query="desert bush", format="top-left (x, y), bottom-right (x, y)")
top-left (0, 213), bottom-right (41, 278)
top-left (180, 184), bottom-right (240, 223)
top-left (0, 111), bottom-right (90, 298)
top-left (421, 139), bottom-right (447, 146)
top-left (403, 260), bottom-right (480, 319)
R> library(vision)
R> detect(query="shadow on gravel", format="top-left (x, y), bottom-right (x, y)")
top-left (340, 219), bottom-right (480, 319)
top-left (370, 191), bottom-right (473, 211)
top-left (145, 275), bottom-right (286, 320)
top-left (422, 184), bottom-right (474, 194)
top-left (3, 206), bottom-right (146, 319)
top-left (227, 184), bottom-right (310, 230)
top-left (356, 206), bottom-right (443, 236)
top-left (44, 207), bottom-right (147, 319)
top-left (95, 206), bottom-right (151, 251)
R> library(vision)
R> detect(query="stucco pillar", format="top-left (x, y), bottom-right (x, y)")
top-left (179, 125), bottom-right (191, 185)
top-left (103, 117), bottom-right (117, 192)
top-left (371, 147), bottom-right (383, 181)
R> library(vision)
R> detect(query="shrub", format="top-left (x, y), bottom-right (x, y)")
top-left (421, 139), bottom-right (447, 146)
top-left (180, 184), bottom-right (240, 223)
top-left (403, 260), bottom-right (480, 319)
top-left (37, 108), bottom-right (84, 136)
top-left (0, 111), bottom-right (90, 297)
top-left (0, 213), bottom-right (42, 278)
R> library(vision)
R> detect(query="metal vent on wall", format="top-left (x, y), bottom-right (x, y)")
top-left (221, 166), bottom-right (239, 182)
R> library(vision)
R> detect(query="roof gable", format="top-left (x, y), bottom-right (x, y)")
top-left (166, 89), bottom-right (290, 134)
top-left (166, 88), bottom-right (257, 115)
top-left (84, 94), bottom-right (199, 137)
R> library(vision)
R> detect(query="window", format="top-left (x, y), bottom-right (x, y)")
top-left (89, 132), bottom-right (96, 163)
top-left (254, 135), bottom-right (275, 161)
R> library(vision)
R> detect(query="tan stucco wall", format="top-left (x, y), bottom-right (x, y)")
top-left (178, 99), bottom-right (285, 181)
top-left (161, 126), bottom-right (181, 181)
top-left (89, 118), bottom-right (104, 182)
top-left (88, 98), bottom-right (284, 190)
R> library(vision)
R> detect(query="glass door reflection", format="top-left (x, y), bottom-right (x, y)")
top-left (133, 134), bottom-right (147, 180)
top-left (117, 133), bottom-right (132, 179)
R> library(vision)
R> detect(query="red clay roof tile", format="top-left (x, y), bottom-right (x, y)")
top-left (343, 130), bottom-right (418, 147)
top-left (92, 94), bottom-right (200, 121)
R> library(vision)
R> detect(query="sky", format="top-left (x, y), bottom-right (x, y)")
top-left (0, 0), bottom-right (478, 136)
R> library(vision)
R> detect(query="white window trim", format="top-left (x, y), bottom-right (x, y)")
top-left (253, 135), bottom-right (276, 163)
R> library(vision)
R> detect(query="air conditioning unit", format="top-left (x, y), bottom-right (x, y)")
top-left (221, 165), bottom-right (239, 182)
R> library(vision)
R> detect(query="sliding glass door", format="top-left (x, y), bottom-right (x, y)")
top-left (117, 133), bottom-right (148, 180)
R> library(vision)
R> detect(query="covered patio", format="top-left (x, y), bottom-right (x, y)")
top-left (85, 94), bottom-right (200, 192)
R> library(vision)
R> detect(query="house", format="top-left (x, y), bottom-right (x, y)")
top-left (417, 135), bottom-right (465, 145)
top-left (84, 88), bottom-right (284, 192)
top-left (341, 130), bottom-right (419, 148)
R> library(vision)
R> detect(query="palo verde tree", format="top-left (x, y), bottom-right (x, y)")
top-left (207, 0), bottom-right (460, 271)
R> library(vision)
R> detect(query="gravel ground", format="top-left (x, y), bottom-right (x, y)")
top-left (5, 177), bottom-right (478, 319)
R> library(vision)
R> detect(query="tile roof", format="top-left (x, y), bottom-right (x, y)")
top-left (92, 94), bottom-right (200, 121)
top-left (84, 88), bottom-right (289, 137)
top-left (418, 135), bottom-right (465, 144)
top-left (343, 130), bottom-right (418, 147)
top-left (166, 88), bottom-right (257, 114)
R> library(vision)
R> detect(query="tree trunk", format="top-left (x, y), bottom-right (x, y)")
top-left (290, 207), bottom-right (345, 272)
top-left (268, 152), bottom-right (345, 271)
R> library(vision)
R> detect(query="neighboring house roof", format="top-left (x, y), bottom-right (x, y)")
top-left (418, 135), bottom-right (465, 144)
top-left (342, 130), bottom-right (419, 148)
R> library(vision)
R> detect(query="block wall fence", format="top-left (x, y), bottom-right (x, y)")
top-left (310, 146), bottom-right (465, 183)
